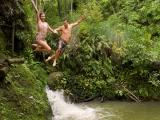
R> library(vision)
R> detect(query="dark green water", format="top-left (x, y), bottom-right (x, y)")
top-left (86, 101), bottom-right (160, 120)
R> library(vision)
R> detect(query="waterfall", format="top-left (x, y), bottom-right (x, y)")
top-left (46, 87), bottom-right (97, 120)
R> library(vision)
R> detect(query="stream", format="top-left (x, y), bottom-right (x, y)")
top-left (46, 87), bottom-right (160, 120)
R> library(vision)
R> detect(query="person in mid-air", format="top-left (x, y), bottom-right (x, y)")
top-left (31, 0), bottom-right (56, 52)
top-left (45, 16), bottom-right (85, 66)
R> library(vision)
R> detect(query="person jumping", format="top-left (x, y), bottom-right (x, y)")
top-left (45, 16), bottom-right (85, 66)
top-left (31, 0), bottom-right (56, 53)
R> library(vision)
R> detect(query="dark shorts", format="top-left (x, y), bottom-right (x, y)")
top-left (58, 39), bottom-right (67, 53)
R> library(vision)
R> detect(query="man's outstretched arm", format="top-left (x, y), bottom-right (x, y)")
top-left (53, 26), bottom-right (63, 34)
top-left (48, 25), bottom-right (57, 34)
top-left (70, 16), bottom-right (85, 27)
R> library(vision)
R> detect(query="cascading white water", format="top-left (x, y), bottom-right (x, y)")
top-left (46, 87), bottom-right (98, 120)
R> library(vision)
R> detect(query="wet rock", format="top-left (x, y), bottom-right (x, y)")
top-left (48, 72), bottom-right (63, 81)
top-left (48, 72), bottom-right (63, 90)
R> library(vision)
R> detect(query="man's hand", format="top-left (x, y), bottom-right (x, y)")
top-left (80, 15), bottom-right (86, 20)
top-left (70, 16), bottom-right (86, 27)
top-left (53, 30), bottom-right (58, 34)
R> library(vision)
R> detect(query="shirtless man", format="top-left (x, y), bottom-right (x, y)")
top-left (31, 0), bottom-right (55, 52)
top-left (45, 16), bottom-right (85, 66)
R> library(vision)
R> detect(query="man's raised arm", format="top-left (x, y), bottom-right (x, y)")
top-left (71, 16), bottom-right (85, 27)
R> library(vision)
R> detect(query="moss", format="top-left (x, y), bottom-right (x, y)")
top-left (0, 64), bottom-right (50, 120)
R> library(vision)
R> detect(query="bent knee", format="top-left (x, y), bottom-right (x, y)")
top-left (47, 47), bottom-right (52, 52)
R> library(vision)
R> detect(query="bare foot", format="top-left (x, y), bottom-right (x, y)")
top-left (52, 59), bottom-right (56, 67)
top-left (45, 56), bottom-right (52, 62)
top-left (32, 44), bottom-right (38, 50)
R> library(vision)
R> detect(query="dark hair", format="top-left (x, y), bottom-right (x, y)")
top-left (63, 16), bottom-right (69, 21)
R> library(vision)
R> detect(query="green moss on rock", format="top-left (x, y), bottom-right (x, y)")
top-left (0, 64), bottom-right (50, 120)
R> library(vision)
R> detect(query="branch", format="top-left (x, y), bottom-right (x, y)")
top-left (8, 58), bottom-right (25, 64)
top-left (123, 86), bottom-right (141, 103)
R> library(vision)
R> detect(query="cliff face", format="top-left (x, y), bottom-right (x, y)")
top-left (0, 64), bottom-right (50, 119)
top-left (0, 1), bottom-right (50, 119)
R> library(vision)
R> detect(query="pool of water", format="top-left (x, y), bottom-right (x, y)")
top-left (46, 88), bottom-right (160, 120)
top-left (85, 101), bottom-right (160, 120)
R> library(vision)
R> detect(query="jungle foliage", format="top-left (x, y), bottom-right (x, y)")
top-left (48, 0), bottom-right (160, 102)
top-left (1, 0), bottom-right (160, 104)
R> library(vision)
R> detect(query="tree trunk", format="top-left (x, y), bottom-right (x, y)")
top-left (7, 58), bottom-right (25, 64)
top-left (57, 0), bottom-right (62, 17)
top-left (64, 0), bottom-right (67, 15)
top-left (70, 0), bottom-right (73, 15)
top-left (0, 58), bottom-right (25, 66)
top-left (11, 21), bottom-right (15, 54)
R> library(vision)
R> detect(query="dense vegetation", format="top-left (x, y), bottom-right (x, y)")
top-left (47, 0), bottom-right (160, 102)
top-left (0, 0), bottom-right (50, 119)
top-left (0, 0), bottom-right (160, 119)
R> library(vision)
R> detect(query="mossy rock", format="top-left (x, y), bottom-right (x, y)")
top-left (48, 72), bottom-right (63, 90)
top-left (48, 72), bottom-right (63, 81)
top-left (0, 64), bottom-right (50, 120)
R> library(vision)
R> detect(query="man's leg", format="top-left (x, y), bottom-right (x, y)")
top-left (45, 40), bottom-right (65, 66)
top-left (45, 49), bottom-right (61, 62)
top-left (46, 40), bottom-right (61, 62)
top-left (45, 48), bottom-right (62, 67)
top-left (52, 40), bottom-right (66, 66)
top-left (52, 49), bottom-right (62, 66)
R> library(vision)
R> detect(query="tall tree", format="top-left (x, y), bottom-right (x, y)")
top-left (57, 0), bottom-right (62, 17)
top-left (11, 21), bottom-right (15, 54)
